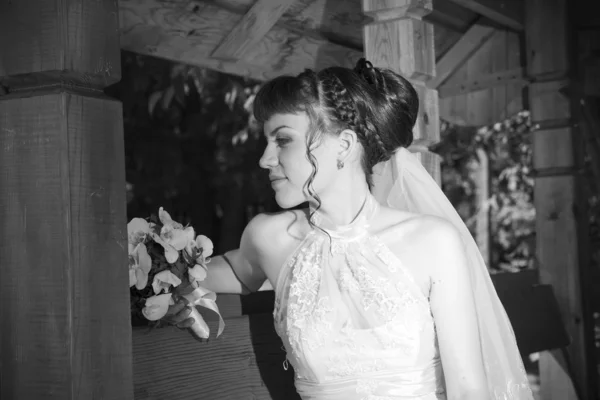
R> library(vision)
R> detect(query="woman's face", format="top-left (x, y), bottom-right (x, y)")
top-left (259, 112), bottom-right (340, 209)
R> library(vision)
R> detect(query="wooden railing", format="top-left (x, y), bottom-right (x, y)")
top-left (132, 269), bottom-right (570, 400)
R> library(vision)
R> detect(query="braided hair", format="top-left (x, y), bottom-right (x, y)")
top-left (253, 58), bottom-right (419, 194)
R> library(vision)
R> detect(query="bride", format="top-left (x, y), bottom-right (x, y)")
top-left (165, 59), bottom-right (533, 399)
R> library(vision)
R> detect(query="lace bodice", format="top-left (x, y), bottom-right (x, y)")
top-left (273, 194), bottom-right (447, 400)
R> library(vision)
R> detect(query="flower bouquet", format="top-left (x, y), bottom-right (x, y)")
top-left (128, 207), bottom-right (224, 340)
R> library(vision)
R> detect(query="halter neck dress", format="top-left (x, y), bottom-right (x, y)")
top-left (273, 193), bottom-right (447, 400)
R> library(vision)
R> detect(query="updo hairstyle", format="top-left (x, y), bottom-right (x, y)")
top-left (253, 58), bottom-right (419, 190)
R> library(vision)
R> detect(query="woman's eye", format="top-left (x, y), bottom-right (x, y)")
top-left (276, 137), bottom-right (291, 146)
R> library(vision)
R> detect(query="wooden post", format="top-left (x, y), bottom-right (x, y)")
top-left (362, 0), bottom-right (440, 182)
top-left (474, 148), bottom-right (491, 266)
top-left (525, 0), bottom-right (597, 399)
top-left (0, 1), bottom-right (133, 399)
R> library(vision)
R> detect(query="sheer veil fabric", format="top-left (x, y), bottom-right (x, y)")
top-left (371, 147), bottom-right (534, 399)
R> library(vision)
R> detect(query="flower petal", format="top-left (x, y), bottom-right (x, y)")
top-left (164, 246), bottom-right (179, 264)
top-left (127, 218), bottom-right (150, 245)
top-left (159, 207), bottom-right (183, 229)
top-left (135, 267), bottom-right (149, 290)
top-left (142, 293), bottom-right (172, 321)
top-left (128, 218), bottom-right (150, 235)
top-left (137, 244), bottom-right (152, 274)
top-left (195, 235), bottom-right (214, 258)
top-left (189, 264), bottom-right (208, 281)
top-left (129, 269), bottom-right (137, 287)
top-left (152, 270), bottom-right (182, 294)
top-left (170, 227), bottom-right (195, 251)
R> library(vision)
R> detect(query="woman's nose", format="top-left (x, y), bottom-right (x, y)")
top-left (259, 144), bottom-right (278, 169)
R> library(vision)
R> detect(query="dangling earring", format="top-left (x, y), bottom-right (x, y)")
top-left (337, 159), bottom-right (344, 170)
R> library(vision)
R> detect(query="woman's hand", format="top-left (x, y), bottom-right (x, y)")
top-left (161, 295), bottom-right (195, 329)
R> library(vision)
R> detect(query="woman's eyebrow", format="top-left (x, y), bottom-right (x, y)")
top-left (265, 125), bottom-right (293, 137)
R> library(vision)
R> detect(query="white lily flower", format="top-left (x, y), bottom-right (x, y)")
top-left (142, 293), bottom-right (174, 321)
top-left (152, 270), bottom-right (182, 294)
top-left (128, 242), bottom-right (152, 290)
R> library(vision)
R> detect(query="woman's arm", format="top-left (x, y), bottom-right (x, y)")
top-left (427, 219), bottom-right (491, 400)
top-left (200, 214), bottom-right (270, 295)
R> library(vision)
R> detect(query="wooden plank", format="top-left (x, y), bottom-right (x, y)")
top-left (0, 0), bottom-right (120, 88)
top-left (438, 67), bottom-right (525, 98)
top-left (211, 0), bottom-right (298, 61)
top-left (438, 28), bottom-right (523, 126)
top-left (533, 176), bottom-right (592, 399)
top-left (362, 0), bottom-right (433, 22)
top-left (525, 0), bottom-right (568, 78)
top-left (118, 0), bottom-right (360, 82)
top-left (211, 0), bottom-right (369, 51)
top-left (0, 90), bottom-right (133, 400)
top-left (529, 80), bottom-right (571, 122)
top-left (428, 22), bottom-right (496, 88)
top-left (364, 18), bottom-right (436, 81)
top-left (0, 1), bottom-right (133, 399)
top-left (446, 0), bottom-right (524, 31)
top-left (133, 314), bottom-right (299, 400)
top-left (473, 148), bottom-right (490, 266)
top-left (412, 83), bottom-right (440, 145)
top-left (532, 128), bottom-right (574, 172)
top-left (362, 0), bottom-right (440, 184)
top-left (525, 0), bottom-right (597, 398)
top-left (463, 24), bottom-right (492, 126)
top-left (428, 0), bottom-right (478, 32)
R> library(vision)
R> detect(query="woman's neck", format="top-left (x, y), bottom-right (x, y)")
top-left (310, 174), bottom-right (371, 227)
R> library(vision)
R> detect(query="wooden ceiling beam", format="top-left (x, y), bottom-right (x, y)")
top-left (427, 0), bottom-right (479, 32)
top-left (437, 67), bottom-right (526, 97)
top-left (118, 0), bottom-right (361, 82)
top-left (428, 22), bottom-right (496, 88)
top-left (446, 0), bottom-right (524, 31)
top-left (211, 0), bottom-right (299, 61)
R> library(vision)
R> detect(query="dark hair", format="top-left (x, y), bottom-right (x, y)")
top-left (254, 58), bottom-right (419, 195)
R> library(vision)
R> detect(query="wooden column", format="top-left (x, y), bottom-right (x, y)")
top-left (525, 0), bottom-right (597, 399)
top-left (0, 1), bottom-right (133, 399)
top-left (362, 0), bottom-right (440, 183)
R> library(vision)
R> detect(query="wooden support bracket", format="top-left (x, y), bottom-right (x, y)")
top-left (446, 0), bottom-right (524, 30)
top-left (438, 67), bottom-right (526, 97)
top-left (428, 22), bottom-right (496, 88)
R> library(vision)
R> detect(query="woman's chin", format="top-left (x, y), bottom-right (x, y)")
top-left (274, 191), bottom-right (304, 210)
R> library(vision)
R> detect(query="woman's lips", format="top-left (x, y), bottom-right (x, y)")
top-left (270, 177), bottom-right (287, 188)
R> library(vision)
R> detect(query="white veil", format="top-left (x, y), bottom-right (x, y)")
top-left (371, 147), bottom-right (534, 399)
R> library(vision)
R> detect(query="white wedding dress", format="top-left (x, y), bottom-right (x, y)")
top-left (273, 193), bottom-right (447, 399)
top-left (266, 149), bottom-right (533, 400)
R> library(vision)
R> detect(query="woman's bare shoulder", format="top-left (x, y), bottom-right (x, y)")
top-left (375, 205), bottom-right (457, 242)
top-left (375, 206), bottom-right (462, 271)
top-left (245, 208), bottom-right (310, 244)
top-left (241, 208), bottom-right (311, 272)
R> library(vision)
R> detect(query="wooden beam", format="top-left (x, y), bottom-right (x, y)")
top-left (211, 0), bottom-right (298, 61)
top-left (428, 22), bottom-right (496, 88)
top-left (119, 0), bottom-right (360, 81)
top-left (362, 1), bottom-right (441, 183)
top-left (210, 0), bottom-right (369, 51)
top-left (525, 0), bottom-right (597, 398)
top-left (438, 67), bottom-right (526, 97)
top-left (362, 0), bottom-right (433, 21)
top-left (429, 0), bottom-right (479, 32)
top-left (447, 0), bottom-right (524, 31)
top-left (0, 0), bottom-right (133, 399)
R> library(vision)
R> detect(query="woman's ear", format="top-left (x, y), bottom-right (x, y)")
top-left (337, 129), bottom-right (359, 163)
